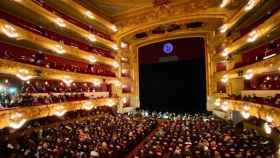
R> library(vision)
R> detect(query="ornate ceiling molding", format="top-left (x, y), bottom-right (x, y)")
top-left (116, 13), bottom-right (226, 41)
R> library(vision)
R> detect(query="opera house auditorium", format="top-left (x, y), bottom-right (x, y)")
top-left (0, 0), bottom-right (279, 157)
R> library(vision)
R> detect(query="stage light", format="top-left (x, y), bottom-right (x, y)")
top-left (88, 34), bottom-right (96, 42)
top-left (220, 0), bottom-right (230, 8)
top-left (55, 18), bottom-right (66, 27)
top-left (1, 24), bottom-right (19, 38)
top-left (92, 79), bottom-right (101, 87)
top-left (85, 10), bottom-right (95, 19)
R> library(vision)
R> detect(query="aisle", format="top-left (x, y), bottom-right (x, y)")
top-left (125, 121), bottom-right (161, 158)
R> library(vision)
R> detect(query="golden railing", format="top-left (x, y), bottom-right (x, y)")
top-left (0, 19), bottom-right (118, 68)
top-left (0, 58), bottom-right (117, 83)
top-left (0, 98), bottom-right (118, 129)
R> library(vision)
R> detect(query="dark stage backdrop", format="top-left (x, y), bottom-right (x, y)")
top-left (139, 38), bottom-right (206, 113)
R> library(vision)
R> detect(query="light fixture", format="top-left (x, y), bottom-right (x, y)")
top-left (85, 10), bottom-right (95, 19)
top-left (122, 97), bottom-right (128, 104)
top-left (243, 69), bottom-right (254, 80)
top-left (266, 115), bottom-right (273, 123)
top-left (93, 79), bottom-right (101, 87)
top-left (88, 34), bottom-right (96, 42)
top-left (241, 110), bottom-right (250, 119)
top-left (9, 119), bottom-right (27, 129)
top-left (1, 24), bottom-right (19, 38)
top-left (113, 80), bottom-right (121, 87)
top-left (113, 61), bottom-right (119, 68)
top-left (120, 42), bottom-right (128, 48)
top-left (215, 98), bottom-right (221, 107)
top-left (247, 30), bottom-right (258, 43)
top-left (221, 75), bottom-right (229, 83)
top-left (122, 84), bottom-right (128, 89)
top-left (221, 103), bottom-right (229, 111)
top-left (62, 77), bottom-right (73, 86)
top-left (263, 53), bottom-right (276, 60)
top-left (54, 107), bottom-right (66, 117)
top-left (83, 101), bottom-right (94, 110)
top-left (55, 18), bottom-right (66, 27)
top-left (241, 105), bottom-right (250, 119)
top-left (107, 99), bottom-right (115, 107)
top-left (89, 56), bottom-right (97, 63)
top-left (219, 24), bottom-right (228, 33)
top-left (222, 48), bottom-right (229, 57)
top-left (54, 43), bottom-right (66, 54)
top-left (16, 69), bottom-right (33, 81)
top-left (9, 112), bottom-right (26, 129)
top-left (122, 69), bottom-right (128, 74)
top-left (244, 0), bottom-right (257, 11)
top-left (111, 25), bottom-right (118, 32)
top-left (113, 44), bottom-right (119, 51)
top-left (220, 0), bottom-right (230, 8)
top-left (264, 122), bottom-right (272, 134)
top-left (121, 57), bottom-right (128, 62)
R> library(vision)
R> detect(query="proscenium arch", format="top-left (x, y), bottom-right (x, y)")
top-left (128, 32), bottom-right (214, 108)
top-left (116, 14), bottom-right (227, 40)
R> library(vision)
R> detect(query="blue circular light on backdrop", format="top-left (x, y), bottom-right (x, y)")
top-left (163, 43), bottom-right (174, 54)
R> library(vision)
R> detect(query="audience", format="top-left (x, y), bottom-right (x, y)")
top-left (132, 112), bottom-right (277, 158)
top-left (0, 108), bottom-right (156, 158)
top-left (0, 46), bottom-right (116, 77)
top-left (0, 109), bottom-right (277, 157)
top-left (226, 94), bottom-right (280, 107)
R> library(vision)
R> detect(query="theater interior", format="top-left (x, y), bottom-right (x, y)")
top-left (0, 0), bottom-right (280, 157)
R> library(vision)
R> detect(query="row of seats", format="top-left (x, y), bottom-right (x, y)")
top-left (0, 93), bottom-right (90, 109)
top-left (0, 10), bottom-right (114, 59)
top-left (0, 43), bottom-right (116, 77)
top-left (0, 110), bottom-right (156, 158)
top-left (132, 113), bottom-right (276, 158)
top-left (21, 79), bottom-right (110, 93)
top-left (226, 94), bottom-right (280, 107)
top-left (32, 0), bottom-right (113, 42)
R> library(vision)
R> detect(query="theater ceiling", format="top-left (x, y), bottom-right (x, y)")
top-left (78, 0), bottom-right (246, 42)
